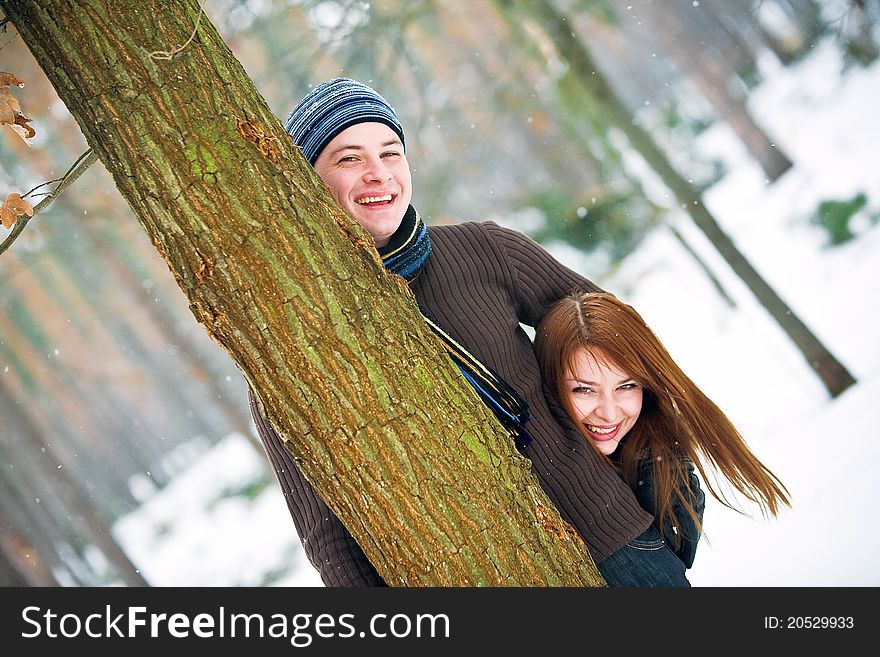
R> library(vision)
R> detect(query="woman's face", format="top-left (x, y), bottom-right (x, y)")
top-left (563, 349), bottom-right (643, 456)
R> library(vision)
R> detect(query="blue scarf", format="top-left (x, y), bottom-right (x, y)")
top-left (378, 206), bottom-right (532, 450)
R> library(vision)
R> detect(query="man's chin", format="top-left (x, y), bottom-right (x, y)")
top-left (358, 216), bottom-right (403, 247)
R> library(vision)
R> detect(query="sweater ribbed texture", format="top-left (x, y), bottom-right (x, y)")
top-left (249, 220), bottom-right (653, 586)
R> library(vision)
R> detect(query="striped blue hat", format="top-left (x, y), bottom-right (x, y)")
top-left (284, 77), bottom-right (405, 165)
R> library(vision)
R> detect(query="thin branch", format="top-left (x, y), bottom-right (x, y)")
top-left (0, 149), bottom-right (99, 256)
top-left (146, 2), bottom-right (204, 60)
top-left (23, 174), bottom-right (68, 197)
top-left (20, 149), bottom-right (94, 200)
top-left (0, 23), bottom-right (18, 52)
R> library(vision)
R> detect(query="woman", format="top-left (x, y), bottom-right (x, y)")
top-left (534, 292), bottom-right (790, 570)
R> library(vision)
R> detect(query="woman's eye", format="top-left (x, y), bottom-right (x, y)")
top-left (571, 386), bottom-right (593, 394)
top-left (619, 383), bottom-right (639, 391)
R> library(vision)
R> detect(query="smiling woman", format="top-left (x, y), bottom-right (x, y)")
top-left (563, 350), bottom-right (644, 456)
top-left (534, 291), bottom-right (791, 572)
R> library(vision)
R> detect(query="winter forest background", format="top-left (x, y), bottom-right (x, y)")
top-left (1, 0), bottom-right (878, 586)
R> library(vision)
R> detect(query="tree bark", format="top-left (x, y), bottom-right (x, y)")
top-left (1, 0), bottom-right (603, 586)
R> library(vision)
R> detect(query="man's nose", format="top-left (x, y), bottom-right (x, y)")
top-left (363, 157), bottom-right (392, 183)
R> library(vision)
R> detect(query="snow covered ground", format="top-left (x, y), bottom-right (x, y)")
top-left (114, 431), bottom-right (323, 586)
top-left (113, 39), bottom-right (880, 587)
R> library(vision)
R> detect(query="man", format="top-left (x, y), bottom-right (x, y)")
top-left (250, 77), bottom-right (689, 586)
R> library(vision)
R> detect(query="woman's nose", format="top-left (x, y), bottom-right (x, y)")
top-left (594, 394), bottom-right (617, 422)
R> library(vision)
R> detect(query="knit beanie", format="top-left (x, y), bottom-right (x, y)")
top-left (284, 77), bottom-right (406, 165)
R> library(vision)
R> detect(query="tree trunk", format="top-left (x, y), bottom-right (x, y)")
top-left (0, 500), bottom-right (60, 586)
top-left (626, 0), bottom-right (793, 182)
top-left (714, 0), bottom-right (800, 66)
top-left (516, 0), bottom-right (856, 399)
top-left (2, 250), bottom-right (150, 508)
top-left (669, 226), bottom-right (737, 309)
top-left (1, 0), bottom-right (603, 586)
top-left (0, 377), bottom-right (147, 586)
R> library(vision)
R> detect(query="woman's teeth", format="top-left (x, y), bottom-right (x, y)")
top-left (587, 424), bottom-right (616, 434)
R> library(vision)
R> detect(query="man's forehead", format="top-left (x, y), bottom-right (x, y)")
top-left (333, 138), bottom-right (403, 150)
top-left (324, 124), bottom-right (403, 153)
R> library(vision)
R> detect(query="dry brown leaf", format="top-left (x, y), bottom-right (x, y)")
top-left (14, 114), bottom-right (35, 138)
top-left (0, 72), bottom-right (25, 87)
top-left (0, 87), bottom-right (17, 125)
top-left (9, 123), bottom-right (35, 145)
top-left (1, 90), bottom-right (36, 144)
top-left (1, 193), bottom-right (35, 229)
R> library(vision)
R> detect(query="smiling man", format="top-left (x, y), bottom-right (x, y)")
top-left (313, 122), bottom-right (411, 249)
top-left (249, 77), bottom-right (690, 587)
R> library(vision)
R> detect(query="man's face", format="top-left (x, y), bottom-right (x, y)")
top-left (313, 122), bottom-right (412, 248)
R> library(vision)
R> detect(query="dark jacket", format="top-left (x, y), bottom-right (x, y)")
top-left (633, 457), bottom-right (705, 569)
top-left (250, 220), bottom-right (653, 586)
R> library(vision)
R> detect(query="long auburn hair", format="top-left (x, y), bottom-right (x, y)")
top-left (534, 292), bottom-right (790, 544)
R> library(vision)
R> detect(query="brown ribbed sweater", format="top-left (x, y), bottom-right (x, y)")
top-left (250, 220), bottom-right (653, 586)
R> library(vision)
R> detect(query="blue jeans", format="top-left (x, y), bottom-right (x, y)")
top-left (597, 524), bottom-right (691, 587)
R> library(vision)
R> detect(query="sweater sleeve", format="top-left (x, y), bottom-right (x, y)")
top-left (482, 222), bottom-right (604, 327)
top-left (248, 388), bottom-right (387, 587)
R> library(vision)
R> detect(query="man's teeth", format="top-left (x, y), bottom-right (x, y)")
top-left (357, 195), bottom-right (392, 204)
top-left (587, 424), bottom-right (616, 434)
